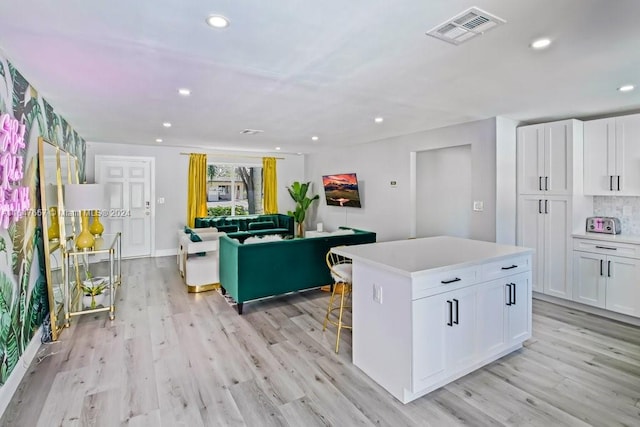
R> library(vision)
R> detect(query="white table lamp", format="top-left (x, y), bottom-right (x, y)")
top-left (64, 184), bottom-right (106, 250)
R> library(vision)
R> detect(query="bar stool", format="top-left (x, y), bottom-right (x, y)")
top-left (323, 250), bottom-right (353, 353)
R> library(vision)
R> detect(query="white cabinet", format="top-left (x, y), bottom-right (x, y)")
top-left (517, 195), bottom-right (572, 298)
top-left (573, 238), bottom-right (640, 317)
top-left (517, 120), bottom-right (577, 195)
top-left (584, 113), bottom-right (640, 195)
top-left (412, 270), bottom-right (530, 395)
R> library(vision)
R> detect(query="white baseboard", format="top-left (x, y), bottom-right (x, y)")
top-left (533, 292), bottom-right (640, 327)
top-left (0, 326), bottom-right (43, 418)
top-left (154, 248), bottom-right (177, 257)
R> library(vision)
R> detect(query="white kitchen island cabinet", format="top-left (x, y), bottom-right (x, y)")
top-left (332, 236), bottom-right (533, 404)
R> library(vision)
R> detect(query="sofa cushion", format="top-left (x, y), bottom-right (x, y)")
top-left (217, 225), bottom-right (239, 233)
top-left (248, 221), bottom-right (276, 231)
top-left (190, 233), bottom-right (202, 242)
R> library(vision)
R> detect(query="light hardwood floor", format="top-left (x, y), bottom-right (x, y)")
top-left (2, 256), bottom-right (640, 426)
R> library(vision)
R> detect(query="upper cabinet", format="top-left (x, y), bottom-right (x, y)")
top-left (517, 119), bottom-right (582, 195)
top-left (584, 113), bottom-right (640, 196)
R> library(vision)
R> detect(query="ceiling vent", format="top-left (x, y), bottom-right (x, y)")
top-left (240, 129), bottom-right (264, 135)
top-left (426, 7), bottom-right (506, 45)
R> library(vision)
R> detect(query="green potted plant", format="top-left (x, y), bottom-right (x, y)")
top-left (81, 271), bottom-right (108, 309)
top-left (287, 181), bottom-right (320, 237)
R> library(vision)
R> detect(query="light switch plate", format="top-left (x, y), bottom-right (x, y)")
top-left (473, 200), bottom-right (484, 212)
top-left (158, 197), bottom-right (165, 204)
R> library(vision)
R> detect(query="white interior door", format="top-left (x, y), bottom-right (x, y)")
top-left (95, 156), bottom-right (154, 258)
top-left (416, 145), bottom-right (472, 238)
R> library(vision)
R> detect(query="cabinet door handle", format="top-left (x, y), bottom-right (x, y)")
top-left (441, 277), bottom-right (461, 284)
top-left (545, 199), bottom-right (549, 214)
top-left (610, 175), bottom-right (614, 191)
top-left (538, 200), bottom-right (543, 214)
top-left (506, 284), bottom-right (512, 306)
top-left (512, 283), bottom-right (516, 305)
top-left (600, 259), bottom-right (603, 276)
top-left (539, 176), bottom-right (543, 191)
top-left (608, 260), bottom-right (611, 278)
top-left (453, 298), bottom-right (459, 324)
top-left (545, 176), bottom-right (549, 191)
top-left (617, 175), bottom-right (621, 191)
top-left (595, 246), bottom-right (617, 251)
top-left (501, 265), bottom-right (518, 270)
top-left (447, 300), bottom-right (453, 326)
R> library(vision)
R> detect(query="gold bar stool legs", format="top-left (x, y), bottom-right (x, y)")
top-left (323, 250), bottom-right (353, 353)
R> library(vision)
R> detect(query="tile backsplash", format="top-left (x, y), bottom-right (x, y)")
top-left (593, 196), bottom-right (640, 235)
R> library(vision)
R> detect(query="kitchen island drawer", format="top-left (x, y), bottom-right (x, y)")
top-left (413, 266), bottom-right (480, 300)
top-left (482, 256), bottom-right (531, 281)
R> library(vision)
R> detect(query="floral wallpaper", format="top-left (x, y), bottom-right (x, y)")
top-left (0, 52), bottom-right (85, 385)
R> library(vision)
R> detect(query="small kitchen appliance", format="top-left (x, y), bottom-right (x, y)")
top-left (586, 217), bottom-right (621, 234)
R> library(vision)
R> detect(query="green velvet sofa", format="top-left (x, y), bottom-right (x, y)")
top-left (194, 214), bottom-right (294, 242)
top-left (219, 227), bottom-right (376, 314)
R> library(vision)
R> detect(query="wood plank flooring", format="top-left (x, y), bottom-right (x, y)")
top-left (2, 256), bottom-right (639, 426)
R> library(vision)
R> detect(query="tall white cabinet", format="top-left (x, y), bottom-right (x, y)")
top-left (517, 119), bottom-right (592, 300)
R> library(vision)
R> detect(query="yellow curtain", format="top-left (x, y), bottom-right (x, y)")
top-left (262, 157), bottom-right (278, 214)
top-left (187, 153), bottom-right (208, 227)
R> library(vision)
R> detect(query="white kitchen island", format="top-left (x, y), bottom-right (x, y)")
top-left (332, 236), bottom-right (533, 404)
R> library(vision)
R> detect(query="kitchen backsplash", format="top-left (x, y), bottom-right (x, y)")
top-left (593, 196), bottom-right (640, 235)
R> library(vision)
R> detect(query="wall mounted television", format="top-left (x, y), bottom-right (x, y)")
top-left (322, 173), bottom-right (362, 208)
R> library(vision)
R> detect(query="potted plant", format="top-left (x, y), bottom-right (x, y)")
top-left (287, 181), bottom-right (320, 237)
top-left (81, 271), bottom-right (108, 309)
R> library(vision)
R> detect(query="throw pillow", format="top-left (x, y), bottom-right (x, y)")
top-left (190, 233), bottom-right (202, 242)
top-left (184, 226), bottom-right (192, 234)
top-left (248, 221), bottom-right (275, 231)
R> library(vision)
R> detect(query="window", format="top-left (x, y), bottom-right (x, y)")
top-left (206, 163), bottom-right (263, 216)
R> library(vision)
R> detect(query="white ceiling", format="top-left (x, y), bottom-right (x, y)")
top-left (1, 0), bottom-right (639, 154)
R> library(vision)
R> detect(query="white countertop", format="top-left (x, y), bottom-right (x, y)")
top-left (332, 236), bottom-right (533, 277)
top-left (573, 232), bottom-right (640, 245)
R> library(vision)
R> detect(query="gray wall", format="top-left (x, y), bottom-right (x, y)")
top-left (85, 142), bottom-right (305, 254)
top-left (305, 118), bottom-right (498, 242)
top-left (496, 117), bottom-right (520, 245)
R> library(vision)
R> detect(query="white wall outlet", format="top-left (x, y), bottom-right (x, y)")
top-left (373, 283), bottom-right (383, 303)
top-left (157, 197), bottom-right (165, 204)
top-left (390, 180), bottom-right (397, 187)
top-left (473, 200), bottom-right (484, 212)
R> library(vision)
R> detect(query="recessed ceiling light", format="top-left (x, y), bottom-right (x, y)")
top-left (311, 136), bottom-right (319, 141)
top-left (206, 15), bottom-right (230, 29)
top-left (155, 138), bottom-right (163, 143)
top-left (374, 117), bottom-right (384, 123)
top-left (162, 122), bottom-right (172, 128)
top-left (531, 38), bottom-right (551, 50)
top-left (618, 84), bottom-right (635, 92)
top-left (275, 147), bottom-right (281, 151)
top-left (178, 88), bottom-right (191, 96)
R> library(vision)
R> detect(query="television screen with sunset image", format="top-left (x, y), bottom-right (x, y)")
top-left (322, 173), bottom-right (362, 208)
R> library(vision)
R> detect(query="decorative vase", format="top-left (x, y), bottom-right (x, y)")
top-left (76, 211), bottom-right (95, 250)
top-left (89, 210), bottom-right (104, 236)
top-left (82, 293), bottom-right (106, 309)
top-left (297, 222), bottom-right (305, 238)
top-left (47, 207), bottom-right (60, 241)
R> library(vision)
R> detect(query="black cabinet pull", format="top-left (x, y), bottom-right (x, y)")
top-left (506, 284), bottom-right (512, 306)
top-left (617, 175), bottom-right (621, 191)
top-left (608, 260), bottom-right (611, 277)
top-left (501, 265), bottom-right (518, 270)
top-left (453, 299), bottom-right (459, 324)
top-left (600, 259), bottom-right (603, 276)
top-left (539, 176), bottom-right (543, 191)
top-left (545, 176), bottom-right (549, 191)
top-left (447, 300), bottom-right (453, 326)
top-left (595, 246), bottom-right (617, 251)
top-left (512, 283), bottom-right (516, 305)
top-left (441, 277), bottom-right (461, 284)
top-left (545, 199), bottom-right (549, 214)
top-left (610, 175), bottom-right (614, 191)
top-left (538, 200), bottom-right (543, 214)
